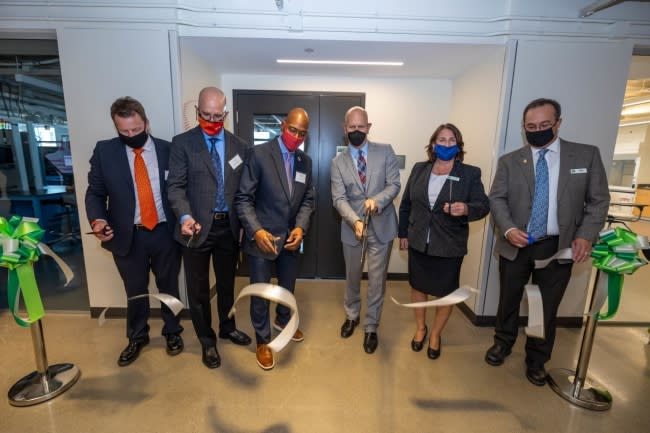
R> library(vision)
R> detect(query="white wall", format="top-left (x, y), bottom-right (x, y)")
top-left (448, 46), bottom-right (508, 313)
top-left (58, 27), bottom-right (176, 309)
top-left (179, 39), bottom-right (219, 132)
top-left (221, 73), bottom-right (452, 273)
top-left (481, 39), bottom-right (634, 318)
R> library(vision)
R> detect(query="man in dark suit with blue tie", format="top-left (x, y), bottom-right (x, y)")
top-left (234, 108), bottom-right (315, 370)
top-left (167, 87), bottom-right (252, 369)
top-left (85, 97), bottom-right (183, 367)
top-left (486, 98), bottom-right (609, 385)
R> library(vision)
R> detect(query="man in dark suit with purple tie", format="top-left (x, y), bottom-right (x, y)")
top-left (85, 96), bottom-right (183, 367)
top-left (234, 108), bottom-right (315, 371)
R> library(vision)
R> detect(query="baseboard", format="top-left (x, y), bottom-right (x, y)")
top-left (90, 307), bottom-right (192, 319)
top-left (456, 302), bottom-right (583, 328)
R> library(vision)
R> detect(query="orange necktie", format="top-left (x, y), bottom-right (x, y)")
top-left (133, 147), bottom-right (158, 229)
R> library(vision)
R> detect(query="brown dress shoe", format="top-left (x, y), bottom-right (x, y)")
top-left (256, 344), bottom-right (275, 370)
top-left (273, 319), bottom-right (304, 342)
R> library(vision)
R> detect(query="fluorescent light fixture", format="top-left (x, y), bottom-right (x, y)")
top-left (277, 59), bottom-right (404, 66)
top-left (14, 73), bottom-right (63, 94)
top-left (622, 97), bottom-right (650, 107)
top-left (621, 103), bottom-right (650, 117)
top-left (619, 120), bottom-right (650, 127)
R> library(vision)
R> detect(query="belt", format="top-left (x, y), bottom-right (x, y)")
top-left (213, 212), bottom-right (229, 220)
top-left (535, 235), bottom-right (559, 242)
top-left (134, 223), bottom-right (163, 231)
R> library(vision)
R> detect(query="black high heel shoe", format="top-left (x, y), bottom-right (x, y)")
top-left (427, 336), bottom-right (441, 360)
top-left (411, 325), bottom-right (428, 352)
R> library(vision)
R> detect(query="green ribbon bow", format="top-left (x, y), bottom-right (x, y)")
top-left (0, 215), bottom-right (47, 327)
top-left (590, 227), bottom-right (648, 320)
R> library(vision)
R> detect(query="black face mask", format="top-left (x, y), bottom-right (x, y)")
top-left (347, 130), bottom-right (366, 147)
top-left (119, 130), bottom-right (149, 149)
top-left (525, 127), bottom-right (555, 148)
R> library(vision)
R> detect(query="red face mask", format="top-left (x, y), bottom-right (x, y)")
top-left (198, 117), bottom-right (224, 136)
top-left (282, 129), bottom-right (304, 152)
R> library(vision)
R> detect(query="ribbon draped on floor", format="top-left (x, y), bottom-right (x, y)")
top-left (228, 283), bottom-right (299, 352)
top-left (0, 216), bottom-right (73, 327)
top-left (390, 285), bottom-right (478, 309)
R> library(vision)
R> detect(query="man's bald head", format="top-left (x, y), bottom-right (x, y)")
top-left (344, 106), bottom-right (368, 125)
top-left (286, 108), bottom-right (310, 127)
top-left (197, 87), bottom-right (227, 122)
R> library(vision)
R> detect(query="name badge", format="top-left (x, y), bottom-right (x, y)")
top-left (164, 170), bottom-right (169, 180)
top-left (447, 175), bottom-right (460, 182)
top-left (570, 168), bottom-right (587, 174)
top-left (229, 154), bottom-right (243, 169)
top-left (295, 172), bottom-right (307, 184)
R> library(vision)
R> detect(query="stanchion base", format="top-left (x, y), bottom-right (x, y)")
top-left (8, 363), bottom-right (80, 407)
top-left (548, 368), bottom-right (612, 411)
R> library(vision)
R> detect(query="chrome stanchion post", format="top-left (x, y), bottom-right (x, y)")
top-left (8, 319), bottom-right (80, 407)
top-left (548, 217), bottom-right (618, 411)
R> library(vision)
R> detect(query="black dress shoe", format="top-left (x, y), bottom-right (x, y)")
top-left (526, 367), bottom-right (548, 386)
top-left (340, 318), bottom-right (360, 338)
top-left (219, 329), bottom-right (252, 346)
top-left (427, 336), bottom-right (441, 360)
top-left (411, 325), bottom-right (428, 352)
top-left (202, 346), bottom-right (221, 369)
top-left (363, 332), bottom-right (378, 354)
top-left (165, 333), bottom-right (184, 356)
top-left (485, 343), bottom-right (512, 366)
top-left (118, 338), bottom-right (149, 367)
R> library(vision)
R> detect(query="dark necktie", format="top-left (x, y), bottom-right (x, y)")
top-left (357, 149), bottom-right (367, 186)
top-left (209, 138), bottom-right (226, 211)
top-left (284, 152), bottom-right (293, 195)
top-left (529, 148), bottom-right (549, 240)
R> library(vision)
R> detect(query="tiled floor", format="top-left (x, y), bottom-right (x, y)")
top-left (1, 279), bottom-right (649, 433)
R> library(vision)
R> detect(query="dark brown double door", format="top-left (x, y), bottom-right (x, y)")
top-left (233, 90), bottom-right (365, 278)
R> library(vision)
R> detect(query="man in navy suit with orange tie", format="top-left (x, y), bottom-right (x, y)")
top-left (85, 97), bottom-right (183, 367)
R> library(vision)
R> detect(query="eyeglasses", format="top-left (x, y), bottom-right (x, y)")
top-left (287, 125), bottom-right (308, 138)
top-left (346, 124), bottom-right (369, 131)
top-left (524, 120), bottom-right (556, 132)
top-left (196, 108), bottom-right (228, 122)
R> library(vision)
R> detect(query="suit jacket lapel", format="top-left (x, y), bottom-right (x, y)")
top-left (557, 139), bottom-right (573, 203)
top-left (270, 139), bottom-right (292, 201)
top-left (116, 140), bottom-right (135, 197)
top-left (343, 148), bottom-right (364, 192)
top-left (191, 127), bottom-right (217, 180)
top-left (365, 142), bottom-right (374, 189)
top-left (515, 146), bottom-right (535, 199)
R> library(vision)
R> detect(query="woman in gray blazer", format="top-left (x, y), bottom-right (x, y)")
top-left (398, 123), bottom-right (489, 360)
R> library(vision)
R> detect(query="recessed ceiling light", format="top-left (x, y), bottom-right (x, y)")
top-left (277, 59), bottom-right (404, 66)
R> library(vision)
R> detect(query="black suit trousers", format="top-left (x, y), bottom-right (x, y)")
top-left (112, 222), bottom-right (183, 343)
top-left (183, 218), bottom-right (238, 348)
top-left (494, 237), bottom-right (572, 368)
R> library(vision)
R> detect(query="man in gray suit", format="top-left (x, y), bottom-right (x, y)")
top-left (167, 87), bottom-right (252, 370)
top-left (234, 108), bottom-right (315, 370)
top-left (331, 106), bottom-right (401, 354)
top-left (486, 98), bottom-right (609, 385)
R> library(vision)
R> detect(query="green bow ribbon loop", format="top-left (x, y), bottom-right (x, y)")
top-left (590, 227), bottom-right (648, 320)
top-left (0, 215), bottom-right (47, 327)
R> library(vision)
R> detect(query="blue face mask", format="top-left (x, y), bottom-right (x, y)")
top-left (434, 144), bottom-right (459, 161)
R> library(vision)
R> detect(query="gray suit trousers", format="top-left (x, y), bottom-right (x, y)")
top-left (342, 225), bottom-right (393, 332)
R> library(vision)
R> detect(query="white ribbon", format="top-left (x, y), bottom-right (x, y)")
top-left (523, 284), bottom-right (545, 339)
top-left (390, 285), bottom-right (477, 308)
top-left (38, 243), bottom-right (73, 286)
top-left (228, 283), bottom-right (298, 353)
top-left (534, 247), bottom-right (573, 269)
top-left (98, 293), bottom-right (185, 327)
top-left (587, 270), bottom-right (610, 317)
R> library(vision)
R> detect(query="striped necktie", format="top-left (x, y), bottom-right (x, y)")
top-left (357, 149), bottom-right (367, 186)
top-left (209, 138), bottom-right (226, 211)
top-left (529, 148), bottom-right (549, 240)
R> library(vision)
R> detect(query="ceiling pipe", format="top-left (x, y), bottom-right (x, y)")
top-left (579, 0), bottom-right (650, 18)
